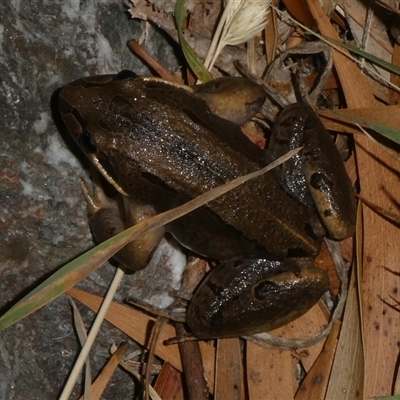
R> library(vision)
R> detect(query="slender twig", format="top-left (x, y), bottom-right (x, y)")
top-left (59, 266), bottom-right (126, 400)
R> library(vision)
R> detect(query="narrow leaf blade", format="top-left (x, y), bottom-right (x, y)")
top-left (174, 0), bottom-right (213, 82)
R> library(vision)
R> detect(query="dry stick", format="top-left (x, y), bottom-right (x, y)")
top-left (68, 298), bottom-right (92, 399)
top-left (145, 317), bottom-right (167, 400)
top-left (127, 40), bottom-right (181, 83)
top-left (142, 258), bottom-right (209, 399)
top-left (130, 261), bottom-right (209, 399)
top-left (176, 323), bottom-right (210, 400)
top-left (175, 258), bottom-right (209, 400)
top-left (59, 266), bottom-right (126, 400)
top-left (77, 344), bottom-right (128, 400)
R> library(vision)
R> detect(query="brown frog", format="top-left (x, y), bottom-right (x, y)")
top-left (58, 71), bottom-right (356, 339)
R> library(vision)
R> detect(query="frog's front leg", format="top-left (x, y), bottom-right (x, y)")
top-left (187, 258), bottom-right (329, 339)
top-left (81, 173), bottom-right (165, 271)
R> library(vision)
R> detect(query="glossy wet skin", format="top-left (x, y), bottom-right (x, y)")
top-left (58, 72), bottom-right (356, 338)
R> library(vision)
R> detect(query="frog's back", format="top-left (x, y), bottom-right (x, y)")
top-left (59, 75), bottom-right (323, 259)
top-left (97, 79), bottom-right (323, 259)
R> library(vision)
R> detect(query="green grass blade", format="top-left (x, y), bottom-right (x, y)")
top-left (0, 226), bottom-right (135, 331)
top-left (175, 0), bottom-right (213, 82)
top-left (324, 36), bottom-right (400, 76)
top-left (334, 110), bottom-right (400, 145)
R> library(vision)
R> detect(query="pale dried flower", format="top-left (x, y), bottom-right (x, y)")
top-left (204, 0), bottom-right (270, 70)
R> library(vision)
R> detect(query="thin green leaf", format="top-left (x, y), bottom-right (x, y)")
top-left (0, 228), bottom-right (133, 331)
top-left (174, 0), bottom-right (213, 82)
top-left (333, 110), bottom-right (400, 145)
top-left (0, 148), bottom-right (300, 331)
top-left (324, 36), bottom-right (400, 76)
top-left (372, 397), bottom-right (400, 400)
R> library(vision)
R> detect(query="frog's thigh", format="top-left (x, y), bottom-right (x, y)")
top-left (82, 178), bottom-right (165, 271)
top-left (168, 207), bottom-right (257, 260)
top-left (187, 258), bottom-right (329, 339)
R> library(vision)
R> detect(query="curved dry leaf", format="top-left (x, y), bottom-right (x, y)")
top-left (215, 338), bottom-right (243, 400)
top-left (77, 344), bottom-right (128, 400)
top-left (325, 271), bottom-right (363, 400)
top-left (295, 322), bottom-right (341, 400)
top-left (305, 1), bottom-right (400, 397)
top-left (67, 287), bottom-right (217, 393)
top-left (247, 342), bottom-right (295, 399)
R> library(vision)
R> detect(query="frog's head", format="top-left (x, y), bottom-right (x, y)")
top-left (58, 71), bottom-right (140, 195)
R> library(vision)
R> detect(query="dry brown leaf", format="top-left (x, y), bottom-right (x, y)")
top-left (187, 1), bottom-right (222, 39)
top-left (318, 105), bottom-right (400, 135)
top-left (305, 2), bottom-right (375, 106)
top-left (154, 363), bottom-right (185, 400)
top-left (271, 303), bottom-right (328, 371)
top-left (67, 287), bottom-right (216, 391)
top-left (215, 337), bottom-right (243, 400)
top-left (282, 0), bottom-right (317, 30)
top-left (306, 0), bottom-right (400, 397)
top-left (295, 322), bottom-right (340, 400)
top-left (127, 1), bottom-right (176, 38)
top-left (264, 1), bottom-right (278, 64)
top-left (325, 269), bottom-right (363, 400)
top-left (343, 1), bottom-right (393, 57)
top-left (78, 344), bottom-right (127, 400)
top-left (390, 43), bottom-right (400, 105)
top-left (246, 343), bottom-right (296, 399)
top-left (359, 194), bottom-right (400, 226)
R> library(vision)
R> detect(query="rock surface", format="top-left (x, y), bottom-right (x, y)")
top-left (0, 2), bottom-right (183, 399)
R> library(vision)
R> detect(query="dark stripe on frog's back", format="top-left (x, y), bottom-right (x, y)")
top-left (142, 80), bottom-right (269, 166)
top-left (95, 79), bottom-right (322, 258)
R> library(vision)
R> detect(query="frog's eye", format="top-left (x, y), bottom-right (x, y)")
top-left (79, 130), bottom-right (96, 153)
top-left (115, 70), bottom-right (137, 81)
top-left (58, 96), bottom-right (73, 114)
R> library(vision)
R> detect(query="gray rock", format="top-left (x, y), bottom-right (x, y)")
top-left (0, 1), bottom-right (181, 398)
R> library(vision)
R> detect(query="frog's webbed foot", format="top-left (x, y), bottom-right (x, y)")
top-left (126, 296), bottom-right (204, 345)
top-left (80, 169), bottom-right (165, 271)
top-left (263, 41), bottom-right (333, 112)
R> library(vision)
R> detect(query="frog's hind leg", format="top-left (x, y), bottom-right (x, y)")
top-left (80, 168), bottom-right (165, 271)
